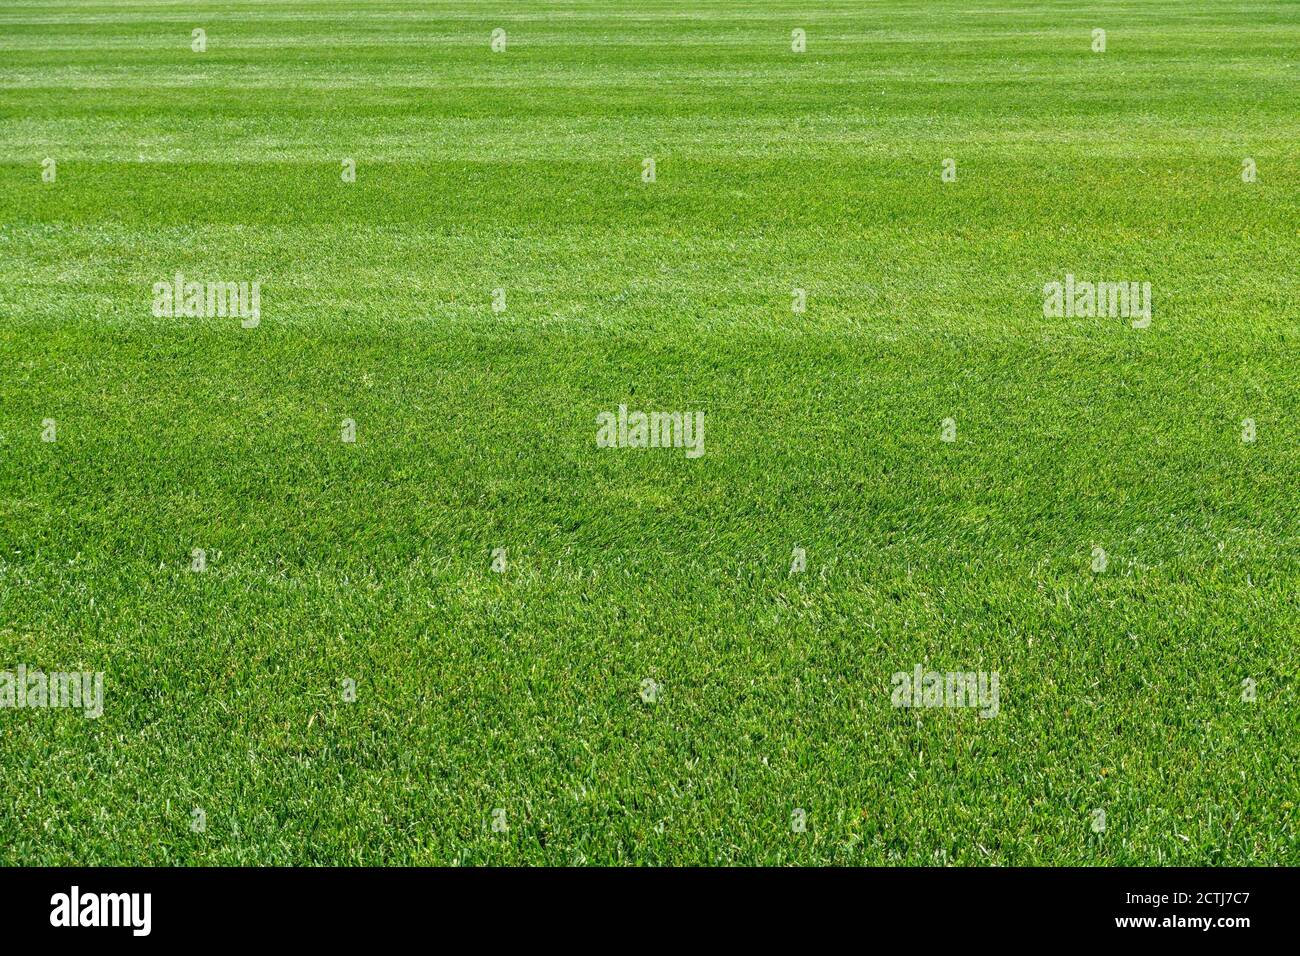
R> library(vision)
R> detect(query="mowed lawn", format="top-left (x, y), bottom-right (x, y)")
top-left (1, 0), bottom-right (1297, 865)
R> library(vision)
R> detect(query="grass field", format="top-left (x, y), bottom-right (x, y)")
top-left (1, 0), bottom-right (1297, 865)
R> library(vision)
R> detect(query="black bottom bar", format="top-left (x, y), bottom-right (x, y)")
top-left (0, 866), bottom-right (1288, 942)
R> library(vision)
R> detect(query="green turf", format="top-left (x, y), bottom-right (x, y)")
top-left (1, 0), bottom-right (1297, 865)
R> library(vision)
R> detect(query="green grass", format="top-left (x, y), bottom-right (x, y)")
top-left (1, 0), bottom-right (1297, 865)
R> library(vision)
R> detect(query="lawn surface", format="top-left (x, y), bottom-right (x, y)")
top-left (1, 0), bottom-right (1297, 864)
